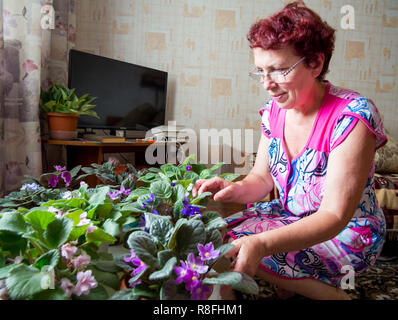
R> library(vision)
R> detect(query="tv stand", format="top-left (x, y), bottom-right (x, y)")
top-left (46, 139), bottom-right (155, 186)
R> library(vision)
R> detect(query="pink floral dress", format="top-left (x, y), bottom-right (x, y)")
top-left (226, 81), bottom-right (387, 287)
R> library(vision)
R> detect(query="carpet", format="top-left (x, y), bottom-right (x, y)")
top-left (241, 256), bottom-right (398, 300)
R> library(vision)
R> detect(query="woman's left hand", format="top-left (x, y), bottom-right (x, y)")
top-left (224, 234), bottom-right (267, 278)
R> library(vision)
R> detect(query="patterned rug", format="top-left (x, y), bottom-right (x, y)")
top-left (241, 256), bottom-right (398, 300)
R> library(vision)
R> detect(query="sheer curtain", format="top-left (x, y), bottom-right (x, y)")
top-left (0, 0), bottom-right (75, 196)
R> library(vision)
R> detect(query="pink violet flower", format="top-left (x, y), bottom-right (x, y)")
top-left (77, 212), bottom-right (90, 227)
top-left (198, 242), bottom-right (220, 261)
top-left (187, 253), bottom-right (208, 274)
top-left (86, 224), bottom-right (97, 233)
top-left (71, 251), bottom-right (91, 269)
top-left (61, 243), bottom-right (78, 260)
top-left (73, 270), bottom-right (98, 296)
top-left (59, 278), bottom-right (74, 298)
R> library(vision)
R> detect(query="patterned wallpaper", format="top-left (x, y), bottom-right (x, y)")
top-left (70, 0), bottom-right (398, 167)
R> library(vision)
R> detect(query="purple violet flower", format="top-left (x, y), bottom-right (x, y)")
top-left (132, 257), bottom-right (147, 276)
top-left (123, 250), bottom-right (137, 264)
top-left (174, 260), bottom-right (190, 284)
top-left (54, 165), bottom-right (66, 172)
top-left (171, 182), bottom-right (176, 187)
top-left (198, 242), bottom-right (220, 261)
top-left (48, 175), bottom-right (58, 188)
top-left (120, 185), bottom-right (131, 196)
top-left (185, 165), bottom-right (192, 171)
top-left (61, 171), bottom-right (72, 186)
top-left (184, 272), bottom-right (200, 291)
top-left (191, 283), bottom-right (212, 300)
top-left (107, 190), bottom-right (120, 200)
top-left (187, 253), bottom-right (208, 274)
top-left (128, 278), bottom-right (142, 288)
top-left (152, 209), bottom-right (159, 215)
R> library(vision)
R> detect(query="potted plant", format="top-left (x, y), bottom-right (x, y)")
top-left (40, 83), bottom-right (99, 140)
top-left (109, 155), bottom-right (259, 300)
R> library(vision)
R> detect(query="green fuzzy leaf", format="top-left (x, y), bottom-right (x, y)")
top-left (191, 191), bottom-right (212, 205)
top-left (88, 186), bottom-right (110, 205)
top-left (0, 211), bottom-right (27, 234)
top-left (0, 230), bottom-right (27, 255)
top-left (86, 227), bottom-right (116, 244)
top-left (31, 288), bottom-right (67, 300)
top-left (157, 250), bottom-right (176, 266)
top-left (6, 264), bottom-right (46, 299)
top-left (160, 280), bottom-right (190, 300)
top-left (205, 229), bottom-right (223, 249)
top-left (171, 184), bottom-right (186, 203)
top-left (24, 210), bottom-right (57, 230)
top-left (202, 271), bottom-right (259, 295)
top-left (127, 231), bottom-right (158, 267)
top-left (90, 267), bottom-right (121, 290)
top-left (110, 288), bottom-right (139, 300)
top-left (43, 217), bottom-right (73, 249)
top-left (64, 209), bottom-right (84, 226)
top-left (132, 283), bottom-right (158, 299)
top-left (102, 219), bottom-right (121, 237)
top-left (209, 162), bottom-right (224, 172)
top-left (148, 257), bottom-right (177, 281)
top-left (219, 173), bottom-right (240, 181)
top-left (69, 165), bottom-right (82, 177)
top-left (145, 213), bottom-right (173, 247)
top-left (68, 224), bottom-right (89, 241)
top-left (175, 219), bottom-right (206, 256)
top-left (0, 263), bottom-right (20, 279)
top-left (34, 249), bottom-right (60, 270)
top-left (150, 180), bottom-right (172, 199)
top-left (217, 243), bottom-right (235, 257)
top-left (125, 187), bottom-right (150, 201)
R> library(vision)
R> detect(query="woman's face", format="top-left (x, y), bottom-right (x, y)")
top-left (253, 46), bottom-right (322, 111)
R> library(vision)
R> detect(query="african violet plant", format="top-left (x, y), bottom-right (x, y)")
top-left (0, 155), bottom-right (259, 300)
top-left (0, 191), bottom-right (120, 300)
top-left (110, 155), bottom-right (259, 300)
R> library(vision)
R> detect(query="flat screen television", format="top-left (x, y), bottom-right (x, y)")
top-left (68, 49), bottom-right (168, 137)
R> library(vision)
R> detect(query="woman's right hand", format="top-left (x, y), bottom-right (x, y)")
top-left (192, 177), bottom-right (240, 202)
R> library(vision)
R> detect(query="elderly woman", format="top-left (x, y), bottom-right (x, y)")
top-left (192, 2), bottom-right (386, 300)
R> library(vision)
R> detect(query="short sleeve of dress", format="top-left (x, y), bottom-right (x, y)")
top-left (330, 97), bottom-right (387, 151)
top-left (259, 99), bottom-right (273, 138)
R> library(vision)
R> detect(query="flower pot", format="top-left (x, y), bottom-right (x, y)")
top-left (47, 112), bottom-right (79, 140)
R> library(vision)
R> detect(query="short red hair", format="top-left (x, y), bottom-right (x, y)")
top-left (247, 1), bottom-right (335, 80)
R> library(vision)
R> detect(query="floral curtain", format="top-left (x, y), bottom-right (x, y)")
top-left (0, 0), bottom-right (75, 197)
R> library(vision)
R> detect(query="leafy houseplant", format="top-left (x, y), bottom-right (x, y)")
top-left (40, 83), bottom-right (99, 140)
top-left (0, 155), bottom-right (260, 300)
top-left (110, 155), bottom-right (259, 300)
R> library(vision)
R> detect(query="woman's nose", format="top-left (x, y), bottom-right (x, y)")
top-left (261, 77), bottom-right (278, 91)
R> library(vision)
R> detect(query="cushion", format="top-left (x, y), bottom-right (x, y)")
top-left (375, 133), bottom-right (398, 173)
top-left (374, 173), bottom-right (398, 230)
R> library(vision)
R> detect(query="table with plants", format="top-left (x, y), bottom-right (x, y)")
top-left (0, 155), bottom-right (259, 300)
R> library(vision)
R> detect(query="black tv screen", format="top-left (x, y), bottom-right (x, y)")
top-left (68, 49), bottom-right (167, 133)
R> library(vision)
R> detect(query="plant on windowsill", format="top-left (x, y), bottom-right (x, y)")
top-left (40, 83), bottom-right (99, 140)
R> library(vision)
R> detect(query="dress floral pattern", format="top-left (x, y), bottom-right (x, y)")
top-left (226, 81), bottom-right (387, 287)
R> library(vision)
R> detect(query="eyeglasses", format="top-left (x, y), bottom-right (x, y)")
top-left (249, 57), bottom-right (305, 83)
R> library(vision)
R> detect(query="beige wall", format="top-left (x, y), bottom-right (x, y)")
top-left (73, 0), bottom-right (398, 167)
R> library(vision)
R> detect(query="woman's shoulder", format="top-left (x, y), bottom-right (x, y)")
top-left (326, 82), bottom-right (387, 150)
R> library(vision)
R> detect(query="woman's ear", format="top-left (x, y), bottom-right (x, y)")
top-left (310, 53), bottom-right (325, 78)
